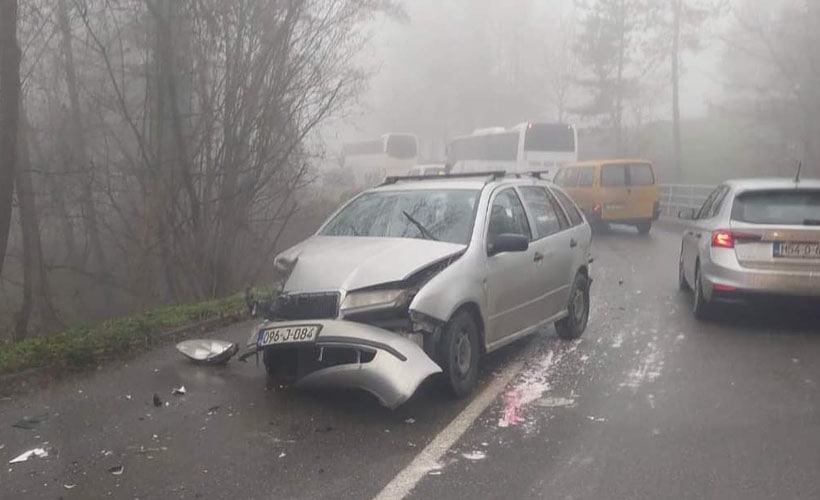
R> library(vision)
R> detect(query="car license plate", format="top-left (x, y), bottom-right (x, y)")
top-left (257, 325), bottom-right (320, 347)
top-left (773, 242), bottom-right (820, 259)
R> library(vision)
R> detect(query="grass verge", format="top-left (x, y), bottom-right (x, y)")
top-left (0, 289), bottom-right (266, 377)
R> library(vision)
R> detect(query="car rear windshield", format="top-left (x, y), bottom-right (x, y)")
top-left (731, 189), bottom-right (820, 225)
top-left (320, 189), bottom-right (479, 244)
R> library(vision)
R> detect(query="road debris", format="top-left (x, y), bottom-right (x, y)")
top-left (176, 340), bottom-right (239, 365)
top-left (404, 418), bottom-right (416, 424)
top-left (172, 386), bottom-right (186, 396)
top-left (9, 447), bottom-right (49, 464)
top-left (461, 450), bottom-right (486, 461)
top-left (534, 396), bottom-right (575, 408)
top-left (64, 484), bottom-right (77, 490)
top-left (108, 465), bottom-right (124, 475)
top-left (153, 394), bottom-right (163, 407)
top-left (587, 416), bottom-right (607, 422)
top-left (278, 452), bottom-right (286, 459)
top-left (207, 405), bottom-right (220, 415)
top-left (12, 412), bottom-right (49, 430)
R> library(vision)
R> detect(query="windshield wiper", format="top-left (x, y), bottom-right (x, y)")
top-left (804, 219), bottom-right (820, 226)
top-left (402, 210), bottom-right (439, 241)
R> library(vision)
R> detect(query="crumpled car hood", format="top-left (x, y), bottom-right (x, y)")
top-left (281, 236), bottom-right (466, 293)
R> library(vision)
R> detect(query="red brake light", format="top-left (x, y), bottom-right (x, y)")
top-left (593, 202), bottom-right (602, 212)
top-left (711, 230), bottom-right (762, 248)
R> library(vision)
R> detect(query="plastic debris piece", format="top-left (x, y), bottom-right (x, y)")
top-left (171, 386), bottom-right (186, 396)
top-left (278, 452), bottom-right (286, 459)
top-left (125, 395), bottom-right (132, 400)
top-left (176, 340), bottom-right (239, 365)
top-left (404, 418), bottom-right (416, 424)
top-left (206, 405), bottom-right (220, 415)
top-left (9, 447), bottom-right (48, 464)
top-left (152, 394), bottom-right (162, 407)
top-left (461, 450), bottom-right (486, 461)
top-left (108, 465), bottom-right (124, 475)
top-left (64, 484), bottom-right (77, 490)
top-left (12, 412), bottom-right (49, 430)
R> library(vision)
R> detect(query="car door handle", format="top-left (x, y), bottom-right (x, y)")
top-left (533, 252), bottom-right (544, 262)
top-left (570, 239), bottom-right (578, 248)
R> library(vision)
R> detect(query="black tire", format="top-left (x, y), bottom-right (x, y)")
top-left (692, 265), bottom-right (712, 320)
top-left (439, 310), bottom-right (481, 398)
top-left (556, 273), bottom-right (590, 340)
top-left (636, 221), bottom-right (652, 235)
top-left (678, 249), bottom-right (690, 291)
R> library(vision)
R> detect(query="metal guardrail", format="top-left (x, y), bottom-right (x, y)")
top-left (659, 184), bottom-right (714, 216)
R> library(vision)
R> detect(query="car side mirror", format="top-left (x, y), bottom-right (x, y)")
top-left (678, 208), bottom-right (696, 220)
top-left (489, 233), bottom-right (529, 256)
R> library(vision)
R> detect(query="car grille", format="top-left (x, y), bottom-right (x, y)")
top-left (275, 292), bottom-right (339, 320)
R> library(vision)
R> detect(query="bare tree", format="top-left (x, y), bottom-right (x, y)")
top-left (0, 0), bottom-right (21, 277)
top-left (572, 0), bottom-right (655, 154)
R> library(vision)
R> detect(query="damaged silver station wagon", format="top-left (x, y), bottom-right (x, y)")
top-left (243, 172), bottom-right (593, 408)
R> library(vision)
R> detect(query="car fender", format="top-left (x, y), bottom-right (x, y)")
top-left (408, 254), bottom-right (486, 329)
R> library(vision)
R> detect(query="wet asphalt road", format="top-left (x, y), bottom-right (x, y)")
top-left (2, 224), bottom-right (820, 500)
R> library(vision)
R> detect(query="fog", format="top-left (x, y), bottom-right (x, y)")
top-left (0, 0), bottom-right (817, 339)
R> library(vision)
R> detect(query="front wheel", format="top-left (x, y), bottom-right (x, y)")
top-left (439, 311), bottom-right (481, 398)
top-left (556, 273), bottom-right (590, 340)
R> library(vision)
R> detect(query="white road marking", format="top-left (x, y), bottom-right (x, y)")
top-left (373, 342), bottom-right (537, 500)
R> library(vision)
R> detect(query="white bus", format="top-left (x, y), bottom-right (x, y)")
top-left (342, 133), bottom-right (419, 187)
top-left (446, 122), bottom-right (578, 178)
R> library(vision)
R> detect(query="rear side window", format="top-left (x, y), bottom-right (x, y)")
top-left (519, 187), bottom-right (564, 238)
top-left (556, 168), bottom-right (580, 188)
top-left (551, 188), bottom-right (584, 227)
top-left (578, 167), bottom-right (595, 187)
top-left (732, 189), bottom-right (820, 225)
top-left (629, 164), bottom-right (654, 186)
top-left (600, 165), bottom-right (627, 186)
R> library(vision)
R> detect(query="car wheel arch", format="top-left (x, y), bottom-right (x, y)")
top-left (449, 302), bottom-right (486, 355)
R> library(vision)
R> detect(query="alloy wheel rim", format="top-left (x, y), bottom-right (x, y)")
top-left (455, 329), bottom-right (471, 377)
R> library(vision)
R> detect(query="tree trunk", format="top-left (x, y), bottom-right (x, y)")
top-left (614, 4), bottom-right (627, 155)
top-left (0, 0), bottom-right (21, 277)
top-left (57, 0), bottom-right (107, 276)
top-left (14, 110), bottom-right (58, 339)
top-left (671, 0), bottom-right (683, 182)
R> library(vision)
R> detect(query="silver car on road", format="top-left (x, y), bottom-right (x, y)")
top-left (244, 172), bottom-right (593, 407)
top-left (678, 178), bottom-right (820, 319)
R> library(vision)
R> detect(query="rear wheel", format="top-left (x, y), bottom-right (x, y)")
top-left (636, 221), bottom-right (652, 235)
top-left (556, 273), bottom-right (590, 340)
top-left (678, 249), bottom-right (690, 291)
top-left (693, 265), bottom-right (712, 320)
top-left (439, 310), bottom-right (480, 398)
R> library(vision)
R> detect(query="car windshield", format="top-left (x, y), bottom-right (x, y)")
top-left (732, 189), bottom-right (820, 225)
top-left (320, 189), bottom-right (479, 244)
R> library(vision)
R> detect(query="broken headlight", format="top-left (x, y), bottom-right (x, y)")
top-left (340, 289), bottom-right (407, 315)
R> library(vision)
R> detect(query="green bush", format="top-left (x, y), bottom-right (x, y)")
top-left (0, 288), bottom-right (267, 376)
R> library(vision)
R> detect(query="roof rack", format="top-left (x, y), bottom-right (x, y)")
top-left (381, 171), bottom-right (507, 186)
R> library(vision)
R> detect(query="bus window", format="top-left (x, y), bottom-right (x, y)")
top-left (524, 124), bottom-right (575, 152)
top-left (486, 132), bottom-right (519, 161)
top-left (386, 135), bottom-right (417, 159)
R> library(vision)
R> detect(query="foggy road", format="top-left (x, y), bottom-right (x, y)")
top-left (2, 223), bottom-right (820, 500)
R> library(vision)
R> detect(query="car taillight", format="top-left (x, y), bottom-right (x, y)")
top-left (711, 230), bottom-right (761, 248)
top-left (593, 202), bottom-right (602, 213)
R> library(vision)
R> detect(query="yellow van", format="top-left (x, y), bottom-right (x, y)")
top-left (554, 159), bottom-right (661, 234)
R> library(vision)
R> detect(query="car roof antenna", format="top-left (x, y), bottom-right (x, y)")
top-left (794, 161), bottom-right (803, 184)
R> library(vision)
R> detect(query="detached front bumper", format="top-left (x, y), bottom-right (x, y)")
top-left (243, 320), bottom-right (441, 409)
